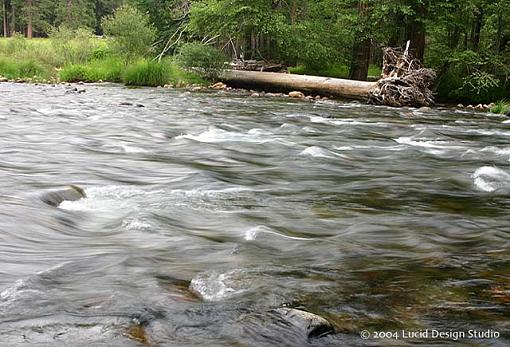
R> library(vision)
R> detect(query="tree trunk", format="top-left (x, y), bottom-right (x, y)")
top-left (220, 70), bottom-right (376, 100)
top-left (494, 13), bottom-right (503, 54)
top-left (10, 2), bottom-right (15, 34)
top-left (349, 37), bottom-right (371, 81)
top-left (348, 1), bottom-right (370, 81)
top-left (67, 0), bottom-right (73, 23)
top-left (290, 0), bottom-right (297, 25)
top-left (471, 6), bottom-right (483, 51)
top-left (405, 3), bottom-right (427, 61)
top-left (26, 0), bottom-right (32, 39)
top-left (2, 0), bottom-right (8, 37)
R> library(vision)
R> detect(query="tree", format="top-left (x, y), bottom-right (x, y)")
top-left (102, 5), bottom-right (157, 62)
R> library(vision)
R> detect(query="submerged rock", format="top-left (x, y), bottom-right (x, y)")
top-left (274, 308), bottom-right (334, 339)
top-left (125, 324), bottom-right (149, 345)
top-left (40, 185), bottom-right (86, 207)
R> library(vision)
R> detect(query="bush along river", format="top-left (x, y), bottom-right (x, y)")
top-left (0, 82), bottom-right (509, 346)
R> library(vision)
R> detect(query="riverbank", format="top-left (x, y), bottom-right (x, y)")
top-left (2, 79), bottom-right (507, 119)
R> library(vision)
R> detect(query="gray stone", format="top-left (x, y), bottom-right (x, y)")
top-left (274, 308), bottom-right (334, 339)
top-left (289, 91), bottom-right (305, 98)
top-left (40, 185), bottom-right (86, 207)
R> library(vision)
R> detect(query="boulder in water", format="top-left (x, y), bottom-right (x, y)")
top-left (274, 308), bottom-right (334, 339)
top-left (40, 185), bottom-right (86, 207)
top-left (289, 91), bottom-right (305, 99)
top-left (211, 82), bottom-right (227, 90)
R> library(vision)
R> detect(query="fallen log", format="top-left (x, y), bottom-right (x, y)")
top-left (220, 43), bottom-right (435, 107)
top-left (220, 70), bottom-right (376, 100)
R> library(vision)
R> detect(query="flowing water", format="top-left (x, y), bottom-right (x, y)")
top-left (0, 83), bottom-right (509, 346)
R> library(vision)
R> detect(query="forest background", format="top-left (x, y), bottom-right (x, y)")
top-left (1, 0), bottom-right (509, 105)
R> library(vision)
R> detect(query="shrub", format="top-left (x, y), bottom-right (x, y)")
top-left (490, 100), bottom-right (510, 115)
top-left (164, 58), bottom-right (207, 86)
top-left (91, 45), bottom-right (110, 60)
top-left (177, 42), bottom-right (226, 77)
top-left (49, 25), bottom-right (95, 64)
top-left (0, 57), bottom-right (49, 80)
top-left (102, 5), bottom-right (156, 63)
top-left (5, 33), bottom-right (27, 54)
top-left (123, 60), bottom-right (169, 86)
top-left (59, 65), bottom-right (90, 82)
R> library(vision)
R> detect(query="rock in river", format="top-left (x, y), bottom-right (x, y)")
top-left (40, 185), bottom-right (86, 207)
top-left (289, 91), bottom-right (305, 99)
top-left (274, 308), bottom-right (334, 339)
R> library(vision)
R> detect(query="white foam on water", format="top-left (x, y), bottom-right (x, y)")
top-left (244, 225), bottom-right (313, 241)
top-left (120, 145), bottom-right (148, 154)
top-left (396, 137), bottom-right (446, 149)
top-left (122, 218), bottom-right (152, 231)
top-left (0, 263), bottom-right (67, 304)
top-left (299, 146), bottom-right (335, 158)
top-left (299, 146), bottom-right (352, 160)
top-left (395, 136), bottom-right (471, 155)
top-left (190, 271), bottom-right (244, 301)
top-left (334, 144), bottom-right (405, 152)
top-left (176, 127), bottom-right (272, 144)
top-left (309, 116), bottom-right (389, 127)
top-left (59, 186), bottom-right (156, 212)
top-left (480, 146), bottom-right (510, 160)
top-left (472, 166), bottom-right (510, 192)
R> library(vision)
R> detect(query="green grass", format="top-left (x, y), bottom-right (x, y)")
top-left (490, 100), bottom-right (510, 115)
top-left (122, 60), bottom-right (169, 87)
top-left (122, 58), bottom-right (206, 87)
top-left (0, 56), bottom-right (51, 80)
top-left (288, 64), bottom-right (381, 79)
top-left (60, 57), bottom-right (123, 82)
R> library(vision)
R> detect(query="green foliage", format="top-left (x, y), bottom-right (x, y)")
top-left (122, 58), bottom-right (206, 87)
top-left (59, 57), bottom-right (123, 82)
top-left (460, 71), bottom-right (500, 96)
top-left (5, 33), bottom-right (28, 54)
top-left (102, 5), bottom-right (157, 62)
top-left (490, 100), bottom-right (510, 114)
top-left (165, 59), bottom-right (207, 86)
top-left (49, 26), bottom-right (95, 64)
top-left (0, 57), bottom-right (50, 80)
top-left (177, 42), bottom-right (226, 76)
top-left (122, 60), bottom-right (169, 86)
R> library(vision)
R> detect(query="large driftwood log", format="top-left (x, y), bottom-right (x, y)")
top-left (220, 70), bottom-right (376, 100)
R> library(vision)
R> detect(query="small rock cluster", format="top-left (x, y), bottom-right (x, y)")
top-left (457, 103), bottom-right (495, 111)
top-left (250, 89), bottom-right (328, 101)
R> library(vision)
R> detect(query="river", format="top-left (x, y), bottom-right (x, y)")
top-left (0, 83), bottom-right (509, 346)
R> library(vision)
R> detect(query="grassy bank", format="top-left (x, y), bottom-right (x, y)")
top-left (490, 100), bottom-right (510, 114)
top-left (0, 37), bottom-right (205, 87)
